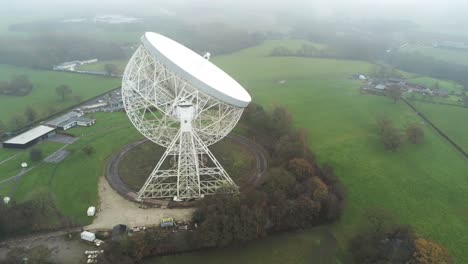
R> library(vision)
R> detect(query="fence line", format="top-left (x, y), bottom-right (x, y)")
top-left (402, 98), bottom-right (467, 159)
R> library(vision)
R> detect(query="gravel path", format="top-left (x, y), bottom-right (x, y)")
top-left (85, 177), bottom-right (193, 230)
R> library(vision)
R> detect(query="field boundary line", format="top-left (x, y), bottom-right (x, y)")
top-left (402, 98), bottom-right (468, 159)
top-left (0, 153), bottom-right (20, 165)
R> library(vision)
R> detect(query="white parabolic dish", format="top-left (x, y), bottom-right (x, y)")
top-left (141, 32), bottom-right (251, 108)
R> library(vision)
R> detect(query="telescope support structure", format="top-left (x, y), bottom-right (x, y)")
top-left (137, 103), bottom-right (237, 200)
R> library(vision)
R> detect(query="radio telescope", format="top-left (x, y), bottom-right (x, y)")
top-left (122, 32), bottom-right (251, 201)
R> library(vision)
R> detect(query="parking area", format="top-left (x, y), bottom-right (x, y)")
top-left (46, 134), bottom-right (79, 145)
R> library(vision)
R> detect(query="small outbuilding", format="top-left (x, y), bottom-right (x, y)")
top-left (81, 231), bottom-right (96, 242)
top-left (87, 206), bottom-right (96, 216)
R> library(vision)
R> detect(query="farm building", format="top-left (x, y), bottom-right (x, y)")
top-left (108, 99), bottom-right (124, 111)
top-left (47, 111), bottom-right (83, 128)
top-left (2, 125), bottom-right (56, 149)
top-left (56, 117), bottom-right (96, 130)
top-left (46, 111), bottom-right (95, 130)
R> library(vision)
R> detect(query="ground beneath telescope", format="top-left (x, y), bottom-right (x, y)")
top-left (86, 177), bottom-right (194, 230)
top-left (118, 136), bottom-right (258, 191)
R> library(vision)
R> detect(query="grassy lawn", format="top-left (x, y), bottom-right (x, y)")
top-left (9, 112), bottom-right (141, 224)
top-left (407, 76), bottom-right (464, 93)
top-left (400, 44), bottom-right (468, 67)
top-left (0, 64), bottom-right (120, 128)
top-left (412, 102), bottom-right (468, 153)
top-left (153, 227), bottom-right (337, 264)
top-left (0, 141), bottom-right (65, 194)
top-left (156, 40), bottom-right (468, 263)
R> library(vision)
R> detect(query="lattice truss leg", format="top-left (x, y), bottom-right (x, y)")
top-left (137, 129), bottom-right (237, 200)
top-left (122, 45), bottom-right (242, 200)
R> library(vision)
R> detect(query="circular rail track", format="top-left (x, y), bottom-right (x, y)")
top-left (106, 134), bottom-right (268, 206)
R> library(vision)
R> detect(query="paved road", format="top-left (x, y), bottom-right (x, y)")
top-left (106, 134), bottom-right (268, 203)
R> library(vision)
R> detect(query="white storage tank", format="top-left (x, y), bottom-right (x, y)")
top-left (81, 231), bottom-right (96, 242)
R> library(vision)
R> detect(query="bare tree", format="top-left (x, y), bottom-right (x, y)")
top-left (24, 107), bottom-right (37, 124)
top-left (0, 121), bottom-right (6, 139)
top-left (55, 84), bottom-right (72, 101)
top-left (104, 64), bottom-right (118, 76)
top-left (82, 145), bottom-right (96, 156)
top-left (9, 114), bottom-right (25, 130)
top-left (30, 148), bottom-right (43, 162)
top-left (376, 117), bottom-right (402, 151)
top-left (406, 123), bottom-right (424, 144)
top-left (386, 85), bottom-right (402, 103)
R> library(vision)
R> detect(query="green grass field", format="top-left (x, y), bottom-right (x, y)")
top-left (0, 64), bottom-right (120, 128)
top-left (400, 44), bottom-right (468, 66)
top-left (6, 112), bottom-right (141, 224)
top-left (412, 102), bottom-right (468, 153)
top-left (0, 141), bottom-right (64, 183)
top-left (408, 76), bottom-right (464, 93)
top-left (159, 40), bottom-right (468, 263)
top-left (2, 39), bottom-right (467, 263)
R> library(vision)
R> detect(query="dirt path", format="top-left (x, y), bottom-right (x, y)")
top-left (86, 177), bottom-right (193, 230)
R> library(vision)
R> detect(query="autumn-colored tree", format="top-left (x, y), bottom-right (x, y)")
top-left (55, 84), bottom-right (72, 101)
top-left (309, 176), bottom-right (328, 202)
top-left (270, 106), bottom-right (292, 136)
top-left (287, 158), bottom-right (315, 181)
top-left (262, 168), bottom-right (296, 195)
top-left (406, 123), bottom-right (424, 144)
top-left (410, 238), bottom-right (452, 264)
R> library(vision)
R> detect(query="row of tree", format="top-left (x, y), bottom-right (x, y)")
top-left (2, 84), bottom-right (75, 132)
top-left (377, 116), bottom-right (425, 151)
top-left (386, 52), bottom-right (468, 90)
top-left (0, 34), bottom-right (126, 69)
top-left (0, 75), bottom-right (34, 96)
top-left (2, 20), bottom-right (266, 70)
top-left (270, 44), bottom-right (335, 58)
top-left (0, 196), bottom-right (75, 240)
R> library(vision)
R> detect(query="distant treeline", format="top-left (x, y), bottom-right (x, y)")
top-left (283, 21), bottom-right (468, 88)
top-left (0, 34), bottom-right (126, 69)
top-left (5, 18), bottom-right (266, 70)
top-left (386, 52), bottom-right (468, 88)
top-left (0, 75), bottom-right (33, 96)
top-left (0, 196), bottom-right (76, 240)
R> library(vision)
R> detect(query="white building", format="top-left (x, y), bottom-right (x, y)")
top-left (2, 125), bottom-right (56, 149)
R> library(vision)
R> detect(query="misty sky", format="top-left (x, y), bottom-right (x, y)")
top-left (3, 0), bottom-right (468, 27)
